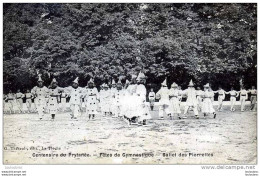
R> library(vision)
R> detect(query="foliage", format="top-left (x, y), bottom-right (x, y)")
top-left (3, 3), bottom-right (257, 93)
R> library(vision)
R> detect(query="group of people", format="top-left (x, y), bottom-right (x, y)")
top-left (3, 71), bottom-right (257, 126)
top-left (149, 80), bottom-right (257, 120)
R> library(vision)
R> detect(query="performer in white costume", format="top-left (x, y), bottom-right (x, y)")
top-left (60, 91), bottom-right (68, 112)
top-left (112, 79), bottom-right (125, 118)
top-left (99, 83), bottom-right (111, 116)
top-left (136, 71), bottom-right (151, 125)
top-left (31, 75), bottom-right (49, 120)
top-left (48, 78), bottom-right (64, 120)
top-left (65, 77), bottom-right (84, 120)
top-left (169, 82), bottom-right (181, 119)
top-left (148, 88), bottom-right (156, 111)
top-left (213, 86), bottom-right (226, 111)
top-left (84, 78), bottom-right (100, 119)
top-left (15, 89), bottom-right (24, 113)
top-left (225, 87), bottom-right (239, 112)
top-left (25, 89), bottom-right (33, 113)
top-left (249, 86), bottom-right (257, 111)
top-left (238, 87), bottom-right (248, 112)
top-left (5, 90), bottom-right (15, 114)
top-left (109, 79), bottom-right (117, 115)
top-left (156, 78), bottom-right (170, 119)
top-left (124, 75), bottom-right (142, 124)
top-left (202, 83), bottom-right (216, 118)
top-left (196, 87), bottom-right (203, 112)
top-left (182, 80), bottom-right (199, 119)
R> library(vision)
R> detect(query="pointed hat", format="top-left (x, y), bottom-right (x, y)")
top-left (112, 79), bottom-right (116, 85)
top-left (73, 77), bottom-right (79, 84)
top-left (137, 71), bottom-right (145, 81)
top-left (51, 78), bottom-right (57, 84)
top-left (38, 75), bottom-right (43, 82)
top-left (171, 82), bottom-right (178, 88)
top-left (131, 74), bottom-right (137, 80)
top-left (88, 78), bottom-right (94, 84)
top-left (117, 79), bottom-right (122, 85)
top-left (188, 79), bottom-right (194, 87)
top-left (161, 78), bottom-right (167, 86)
top-left (204, 83), bottom-right (210, 87)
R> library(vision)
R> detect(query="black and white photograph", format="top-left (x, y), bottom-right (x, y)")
top-left (2, 3), bottom-right (257, 165)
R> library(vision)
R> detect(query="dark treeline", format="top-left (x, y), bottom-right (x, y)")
top-left (3, 3), bottom-right (257, 93)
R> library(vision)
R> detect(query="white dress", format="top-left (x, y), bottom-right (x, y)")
top-left (48, 87), bottom-right (63, 114)
top-left (84, 87), bottom-right (99, 115)
top-left (136, 84), bottom-right (151, 120)
top-left (169, 89), bottom-right (181, 114)
top-left (202, 90), bottom-right (215, 113)
top-left (31, 86), bottom-right (49, 113)
top-left (156, 87), bottom-right (170, 107)
top-left (100, 89), bottom-right (111, 113)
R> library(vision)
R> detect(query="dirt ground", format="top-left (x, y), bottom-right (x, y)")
top-left (3, 105), bottom-right (257, 164)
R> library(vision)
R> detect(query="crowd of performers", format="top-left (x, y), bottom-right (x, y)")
top-left (3, 71), bottom-right (257, 125)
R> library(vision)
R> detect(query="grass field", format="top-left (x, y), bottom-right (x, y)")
top-left (3, 105), bottom-right (257, 164)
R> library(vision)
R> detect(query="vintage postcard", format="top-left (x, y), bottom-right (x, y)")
top-left (3, 3), bottom-right (257, 164)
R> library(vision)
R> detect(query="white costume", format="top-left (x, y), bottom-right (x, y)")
top-left (216, 89), bottom-right (225, 111)
top-left (136, 83), bottom-right (151, 121)
top-left (148, 91), bottom-right (155, 110)
top-left (99, 85), bottom-right (111, 115)
top-left (25, 92), bottom-right (33, 112)
top-left (60, 92), bottom-right (67, 111)
top-left (249, 88), bottom-right (257, 111)
top-left (5, 93), bottom-right (15, 113)
top-left (65, 77), bottom-right (84, 119)
top-left (112, 87), bottom-right (125, 117)
top-left (109, 79), bottom-right (117, 115)
top-left (31, 85), bottom-right (49, 118)
top-left (48, 79), bottom-right (63, 116)
top-left (226, 90), bottom-right (238, 111)
top-left (169, 83), bottom-right (181, 115)
top-left (196, 89), bottom-right (203, 111)
top-left (202, 85), bottom-right (215, 114)
top-left (239, 89), bottom-right (248, 111)
top-left (16, 92), bottom-right (24, 112)
top-left (84, 85), bottom-right (99, 116)
top-left (124, 83), bottom-right (140, 118)
top-left (156, 79), bottom-right (170, 119)
top-left (183, 80), bottom-right (198, 117)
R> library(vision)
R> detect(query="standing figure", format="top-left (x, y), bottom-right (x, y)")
top-left (238, 87), bottom-right (248, 112)
top-left (31, 76), bottom-right (49, 120)
top-left (202, 83), bottom-right (216, 118)
top-left (136, 71), bottom-right (151, 125)
top-left (169, 82), bottom-right (181, 119)
top-left (225, 87), bottom-right (239, 112)
top-left (182, 80), bottom-right (199, 119)
top-left (48, 78), bottom-right (64, 120)
top-left (15, 89), bottom-right (25, 113)
top-left (84, 78), bottom-right (100, 119)
top-left (156, 78), bottom-right (170, 119)
top-left (214, 87), bottom-right (226, 111)
top-left (65, 77), bottom-right (84, 120)
top-left (5, 90), bottom-right (15, 114)
top-left (60, 91), bottom-right (68, 112)
top-left (196, 87), bottom-right (203, 112)
top-left (109, 79), bottom-right (117, 115)
top-left (112, 80), bottom-right (125, 118)
top-left (124, 75), bottom-right (140, 123)
top-left (249, 86), bottom-right (257, 111)
top-left (99, 84), bottom-right (111, 116)
top-left (148, 88), bottom-right (156, 111)
top-left (25, 89), bottom-right (33, 113)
